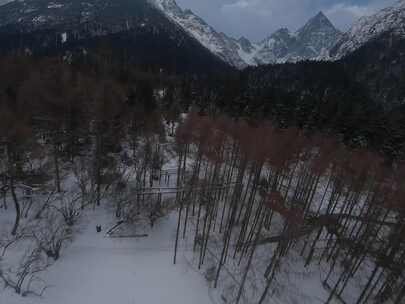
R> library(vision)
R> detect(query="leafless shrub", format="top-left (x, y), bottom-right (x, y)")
top-left (0, 247), bottom-right (48, 297)
top-left (33, 210), bottom-right (71, 261)
top-left (52, 193), bottom-right (81, 227)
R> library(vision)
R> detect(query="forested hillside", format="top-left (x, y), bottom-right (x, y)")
top-left (0, 0), bottom-right (231, 74)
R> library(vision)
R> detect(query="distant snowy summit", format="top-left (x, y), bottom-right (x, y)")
top-left (153, 0), bottom-right (405, 68)
top-left (152, 0), bottom-right (343, 68)
top-left (255, 12), bottom-right (342, 65)
top-left (1, 0), bottom-right (404, 68)
top-left (330, 0), bottom-right (405, 59)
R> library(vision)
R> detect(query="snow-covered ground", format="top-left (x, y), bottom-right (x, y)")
top-left (1, 205), bottom-right (212, 304)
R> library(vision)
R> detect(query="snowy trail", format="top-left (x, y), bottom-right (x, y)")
top-left (2, 206), bottom-right (212, 304)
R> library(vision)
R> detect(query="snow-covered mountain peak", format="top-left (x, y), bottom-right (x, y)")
top-left (237, 36), bottom-right (255, 53)
top-left (151, 0), bottom-right (343, 68)
top-left (306, 11), bottom-right (331, 26)
top-left (296, 11), bottom-right (342, 54)
top-left (154, 0), bottom-right (182, 15)
top-left (259, 28), bottom-right (293, 52)
top-left (265, 28), bottom-right (291, 41)
top-left (298, 11), bottom-right (336, 36)
top-left (154, 0), bottom-right (176, 8)
top-left (252, 12), bottom-right (342, 65)
top-left (238, 36), bottom-right (250, 45)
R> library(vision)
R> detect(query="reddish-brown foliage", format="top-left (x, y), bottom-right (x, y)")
top-left (265, 191), bottom-right (304, 225)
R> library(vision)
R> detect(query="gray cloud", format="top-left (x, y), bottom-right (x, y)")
top-left (176, 0), bottom-right (398, 41)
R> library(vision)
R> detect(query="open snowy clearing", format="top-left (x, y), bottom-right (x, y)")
top-left (1, 206), bottom-right (212, 304)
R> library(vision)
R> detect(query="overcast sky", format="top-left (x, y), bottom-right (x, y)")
top-left (176, 0), bottom-right (398, 41)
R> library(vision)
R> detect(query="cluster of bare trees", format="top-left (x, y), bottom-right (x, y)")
top-left (0, 192), bottom-right (74, 296)
top-left (173, 113), bottom-right (405, 304)
top-left (0, 55), bottom-right (167, 229)
top-left (0, 56), bottom-right (173, 296)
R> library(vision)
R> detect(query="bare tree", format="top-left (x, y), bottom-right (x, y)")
top-left (33, 208), bottom-right (71, 261)
top-left (0, 247), bottom-right (48, 296)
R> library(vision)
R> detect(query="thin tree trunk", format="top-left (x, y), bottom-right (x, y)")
top-left (7, 144), bottom-right (20, 236)
top-left (173, 148), bottom-right (184, 264)
top-left (236, 211), bottom-right (265, 304)
top-left (10, 175), bottom-right (20, 236)
top-left (355, 265), bottom-right (379, 304)
top-left (54, 142), bottom-right (61, 193)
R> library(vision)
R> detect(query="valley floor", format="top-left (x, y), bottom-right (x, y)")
top-left (1, 205), bottom-right (212, 304)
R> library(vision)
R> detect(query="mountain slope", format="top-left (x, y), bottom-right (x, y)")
top-left (152, 0), bottom-right (249, 68)
top-left (152, 0), bottom-right (342, 68)
top-left (0, 0), bottom-right (231, 74)
top-left (330, 0), bottom-right (405, 59)
top-left (342, 31), bottom-right (405, 108)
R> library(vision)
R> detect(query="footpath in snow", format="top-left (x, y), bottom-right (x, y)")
top-left (1, 205), bottom-right (212, 304)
